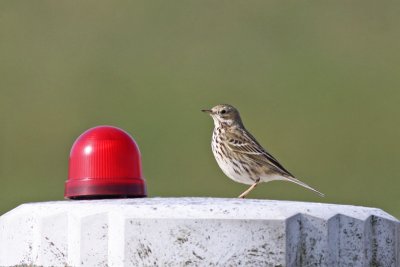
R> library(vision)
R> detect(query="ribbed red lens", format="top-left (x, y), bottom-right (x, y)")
top-left (64, 126), bottom-right (147, 199)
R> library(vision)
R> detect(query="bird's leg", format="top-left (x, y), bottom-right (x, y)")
top-left (238, 178), bottom-right (261, 198)
top-left (238, 183), bottom-right (258, 198)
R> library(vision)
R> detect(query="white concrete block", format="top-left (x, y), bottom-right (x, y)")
top-left (0, 198), bottom-right (398, 266)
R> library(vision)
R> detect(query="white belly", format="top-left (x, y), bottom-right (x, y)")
top-left (211, 131), bottom-right (285, 185)
top-left (211, 142), bottom-right (254, 185)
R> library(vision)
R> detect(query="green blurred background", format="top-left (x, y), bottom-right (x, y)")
top-left (0, 1), bottom-right (399, 218)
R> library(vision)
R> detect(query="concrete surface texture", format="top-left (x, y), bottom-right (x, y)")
top-left (0, 198), bottom-right (399, 267)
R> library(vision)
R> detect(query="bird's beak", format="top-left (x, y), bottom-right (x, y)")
top-left (201, 109), bottom-right (212, 114)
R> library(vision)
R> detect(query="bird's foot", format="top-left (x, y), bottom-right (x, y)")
top-left (238, 181), bottom-right (259, 198)
top-left (238, 192), bottom-right (247, 198)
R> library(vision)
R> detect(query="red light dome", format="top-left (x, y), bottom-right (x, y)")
top-left (65, 126), bottom-right (147, 199)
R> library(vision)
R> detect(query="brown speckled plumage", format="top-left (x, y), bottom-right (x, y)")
top-left (202, 104), bottom-right (324, 198)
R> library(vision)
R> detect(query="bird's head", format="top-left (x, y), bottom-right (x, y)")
top-left (202, 104), bottom-right (243, 127)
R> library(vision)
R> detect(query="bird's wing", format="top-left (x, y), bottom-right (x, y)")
top-left (225, 128), bottom-right (294, 177)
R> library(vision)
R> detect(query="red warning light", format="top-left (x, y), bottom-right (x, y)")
top-left (64, 126), bottom-right (147, 199)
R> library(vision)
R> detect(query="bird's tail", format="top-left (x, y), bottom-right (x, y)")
top-left (283, 176), bottom-right (325, 197)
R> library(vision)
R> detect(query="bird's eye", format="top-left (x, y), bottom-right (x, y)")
top-left (220, 109), bottom-right (226, 114)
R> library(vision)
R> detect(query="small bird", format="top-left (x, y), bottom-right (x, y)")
top-left (202, 104), bottom-right (324, 198)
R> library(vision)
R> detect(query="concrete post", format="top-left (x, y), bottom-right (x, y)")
top-left (0, 198), bottom-right (398, 266)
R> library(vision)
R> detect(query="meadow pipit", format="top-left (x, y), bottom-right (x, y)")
top-left (202, 104), bottom-right (324, 198)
